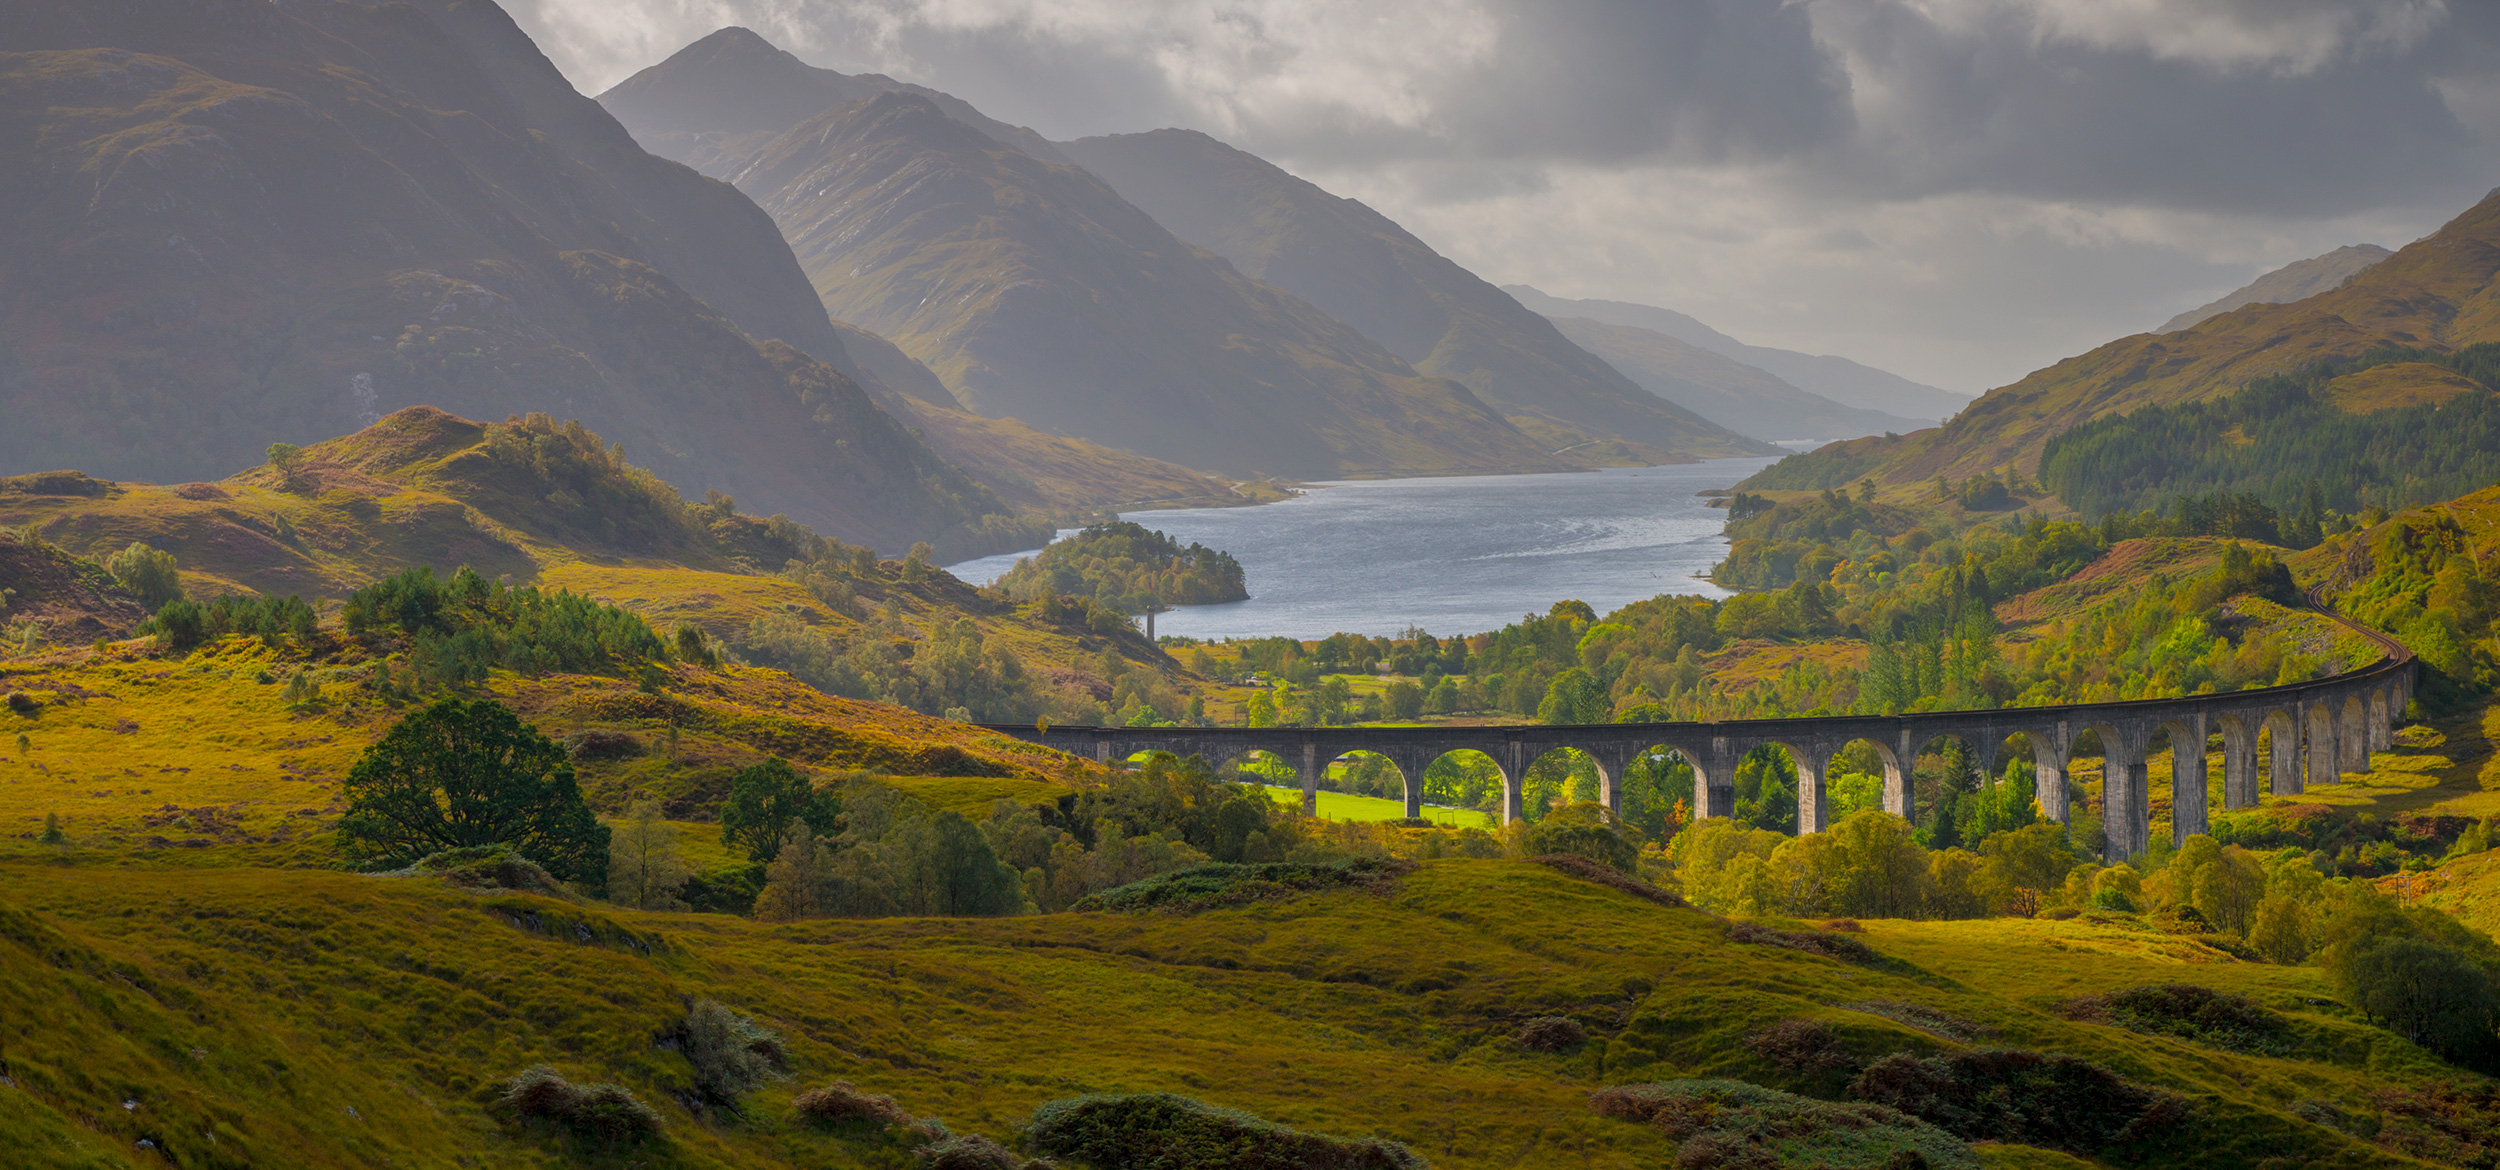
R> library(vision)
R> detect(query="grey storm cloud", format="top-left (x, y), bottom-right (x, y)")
top-left (502, 0), bottom-right (2500, 391)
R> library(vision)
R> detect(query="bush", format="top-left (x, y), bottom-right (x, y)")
top-left (1025, 1093), bottom-right (1424, 1170)
top-left (502, 1065), bottom-right (661, 1145)
top-left (1589, 1079), bottom-right (1974, 1169)
top-left (1847, 1049), bottom-right (2185, 1152)
top-left (1515, 1017), bottom-right (1586, 1052)
top-left (919, 1133), bottom-right (1046, 1170)
top-left (1727, 920), bottom-right (1879, 964)
top-left (1745, 1018), bottom-right (1857, 1074)
top-left (793, 1081), bottom-right (917, 1127)
top-left (679, 999), bottom-right (786, 1107)
top-left (2055, 984), bottom-right (2293, 1055)
top-left (564, 729), bottom-right (644, 760)
top-left (1073, 858), bottom-right (1408, 914)
top-left (385, 845), bottom-right (570, 897)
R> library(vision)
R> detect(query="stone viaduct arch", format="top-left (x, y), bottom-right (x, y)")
top-left (989, 615), bottom-right (2415, 862)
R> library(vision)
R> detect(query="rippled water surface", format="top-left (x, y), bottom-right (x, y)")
top-left (945, 458), bottom-right (1781, 641)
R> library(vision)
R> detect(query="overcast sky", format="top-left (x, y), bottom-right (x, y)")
top-left (503, 0), bottom-right (2500, 395)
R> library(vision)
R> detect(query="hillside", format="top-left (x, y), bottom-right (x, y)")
top-left (1543, 314), bottom-right (1925, 443)
top-left (1744, 189), bottom-right (2500, 495)
top-left (1504, 285), bottom-right (1971, 423)
top-left (0, 408), bottom-right (1193, 724)
top-left (1056, 129), bottom-right (1773, 463)
top-left (2160, 244), bottom-right (2393, 334)
top-left (730, 91), bottom-right (1565, 479)
top-left (0, 0), bottom-right (1046, 558)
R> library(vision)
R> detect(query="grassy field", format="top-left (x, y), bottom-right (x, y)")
top-left (1257, 785), bottom-right (1495, 829)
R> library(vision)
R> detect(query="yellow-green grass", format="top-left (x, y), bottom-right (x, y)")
top-left (0, 856), bottom-right (2433, 1170)
top-left (0, 639), bottom-right (1100, 864)
top-left (1257, 785), bottom-right (1493, 829)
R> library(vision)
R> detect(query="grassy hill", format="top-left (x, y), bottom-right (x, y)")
top-left (1055, 129), bottom-right (1774, 464)
top-left (1743, 189), bottom-right (2500, 495)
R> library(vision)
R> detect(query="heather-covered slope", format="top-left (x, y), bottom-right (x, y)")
top-left (1057, 129), bottom-right (1772, 463)
top-left (1740, 189), bottom-right (2500, 494)
top-left (1505, 284), bottom-right (1971, 423)
top-left (1543, 314), bottom-right (1926, 444)
top-left (0, 0), bottom-right (1037, 556)
top-left (719, 92), bottom-right (1562, 479)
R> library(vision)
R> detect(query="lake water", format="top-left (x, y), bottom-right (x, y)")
top-left (944, 458), bottom-right (1782, 641)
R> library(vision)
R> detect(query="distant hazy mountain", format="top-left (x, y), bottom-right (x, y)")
top-left (1502, 286), bottom-right (1969, 424)
top-left (604, 34), bottom-right (1568, 480)
top-left (2158, 245), bottom-right (2393, 333)
top-left (600, 27), bottom-right (1067, 171)
top-left (0, 0), bottom-right (1036, 556)
top-left (1056, 129), bottom-right (1773, 462)
top-left (1541, 316), bottom-right (1928, 444)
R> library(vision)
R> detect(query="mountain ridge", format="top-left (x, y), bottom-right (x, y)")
top-left (1542, 314), bottom-right (1928, 444)
top-left (0, 0), bottom-right (1040, 557)
top-left (2158, 244), bottom-right (2393, 334)
top-left (1054, 128), bottom-right (1774, 462)
top-left (1737, 187), bottom-right (2500, 496)
top-left (1502, 284), bottom-right (1971, 423)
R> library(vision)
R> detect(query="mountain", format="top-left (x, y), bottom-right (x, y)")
top-left (2159, 244), bottom-right (2393, 333)
top-left (1739, 189), bottom-right (2500, 496)
top-left (1054, 129), bottom-right (1773, 462)
top-left (599, 26), bottom-right (1068, 172)
top-left (1540, 315), bottom-right (1928, 444)
top-left (602, 47), bottom-right (1568, 482)
top-left (0, 0), bottom-right (1041, 557)
top-left (1502, 285), bottom-right (1971, 423)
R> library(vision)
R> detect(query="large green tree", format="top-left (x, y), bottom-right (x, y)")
top-left (720, 757), bottom-right (840, 863)
top-left (337, 698), bottom-right (609, 882)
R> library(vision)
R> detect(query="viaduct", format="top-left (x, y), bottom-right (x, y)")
top-left (984, 607), bottom-right (2416, 861)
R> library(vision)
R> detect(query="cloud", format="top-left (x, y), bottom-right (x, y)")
top-left (500, 0), bottom-right (2500, 391)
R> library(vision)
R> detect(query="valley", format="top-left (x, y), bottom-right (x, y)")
top-left (6, 2), bottom-right (2500, 1168)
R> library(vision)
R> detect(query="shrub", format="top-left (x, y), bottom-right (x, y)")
top-left (1589, 1079), bottom-right (1975, 1169)
top-left (919, 1133), bottom-right (1046, 1170)
top-left (1727, 920), bottom-right (1878, 964)
top-left (1516, 1016), bottom-right (1586, 1052)
top-left (104, 542), bottom-right (182, 609)
top-left (2374, 1080), bottom-right (2500, 1166)
top-left (1848, 1049), bottom-right (2185, 1152)
top-left (1073, 858), bottom-right (1408, 914)
top-left (1025, 1092), bottom-right (1424, 1170)
top-left (1745, 1018), bottom-right (1857, 1074)
top-left (2055, 984), bottom-right (2293, 1055)
top-left (564, 729), bottom-right (644, 760)
top-left (4, 691), bottom-right (35, 715)
top-left (502, 1065), bottom-right (661, 1145)
top-left (793, 1081), bottom-right (916, 1127)
top-left (678, 999), bottom-right (786, 1107)
top-left (385, 846), bottom-right (570, 897)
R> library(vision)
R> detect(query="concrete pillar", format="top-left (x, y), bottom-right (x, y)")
top-left (2305, 702), bottom-right (2340, 790)
top-left (2171, 715), bottom-right (2209, 845)
top-left (1883, 730), bottom-right (1913, 821)
top-left (2221, 717), bottom-right (2260, 810)
top-left (1500, 738), bottom-right (1526, 825)
top-left (1094, 739), bottom-right (1111, 763)
top-left (2370, 689), bottom-right (2393, 752)
top-left (1588, 745), bottom-right (1630, 815)
top-left (1690, 752), bottom-right (1723, 820)
top-left (2268, 712), bottom-right (2303, 795)
top-left (2033, 726), bottom-right (2069, 824)
top-left (1392, 747), bottom-right (1429, 821)
top-left (2341, 699), bottom-right (2371, 774)
top-left (1300, 741), bottom-right (1319, 816)
top-left (2101, 726), bottom-right (2149, 862)
top-left (1793, 742), bottom-right (1833, 835)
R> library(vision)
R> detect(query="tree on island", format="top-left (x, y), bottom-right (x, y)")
top-left (336, 697), bottom-right (609, 882)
